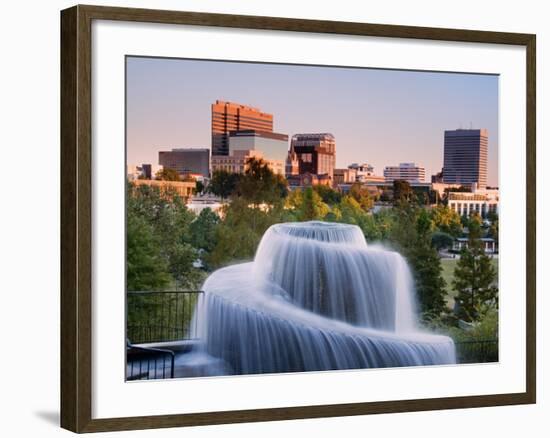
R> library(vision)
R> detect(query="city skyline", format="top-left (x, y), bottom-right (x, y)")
top-left (127, 56), bottom-right (499, 186)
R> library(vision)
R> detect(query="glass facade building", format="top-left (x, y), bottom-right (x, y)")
top-left (290, 133), bottom-right (336, 182)
top-left (443, 129), bottom-right (488, 188)
top-left (211, 100), bottom-right (273, 156)
top-left (228, 130), bottom-right (289, 162)
top-left (158, 148), bottom-right (210, 177)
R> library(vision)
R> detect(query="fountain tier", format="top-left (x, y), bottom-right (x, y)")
top-left (192, 221), bottom-right (455, 375)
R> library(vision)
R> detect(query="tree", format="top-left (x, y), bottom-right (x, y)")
top-left (155, 167), bottom-right (181, 181)
top-left (126, 212), bottom-right (171, 291)
top-left (189, 208), bottom-right (219, 252)
top-left (372, 209), bottom-right (395, 241)
top-left (189, 208), bottom-right (220, 270)
top-left (165, 240), bottom-right (201, 289)
top-left (297, 187), bottom-right (329, 221)
top-left (208, 198), bottom-right (290, 268)
top-left (349, 182), bottom-right (374, 211)
top-left (410, 209), bottom-right (447, 318)
top-left (285, 188), bottom-right (303, 211)
top-left (392, 180), bottom-right (414, 205)
top-left (208, 170), bottom-right (240, 200)
top-left (431, 231), bottom-right (454, 251)
top-left (236, 157), bottom-right (287, 206)
top-left (487, 211), bottom-right (499, 246)
top-left (323, 208), bottom-right (342, 222)
top-left (337, 195), bottom-right (366, 225)
top-left (313, 184), bottom-right (342, 205)
top-left (431, 204), bottom-right (463, 237)
top-left (391, 203), bottom-right (447, 319)
top-left (452, 215), bottom-right (498, 322)
top-left (195, 180), bottom-right (205, 194)
top-left (127, 181), bottom-right (202, 290)
top-left (389, 200), bottom-right (419, 249)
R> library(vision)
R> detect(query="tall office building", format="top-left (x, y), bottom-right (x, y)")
top-left (211, 100), bottom-right (274, 156)
top-left (290, 133), bottom-right (336, 181)
top-left (443, 129), bottom-right (488, 188)
top-left (158, 148), bottom-right (210, 177)
top-left (384, 162), bottom-right (426, 183)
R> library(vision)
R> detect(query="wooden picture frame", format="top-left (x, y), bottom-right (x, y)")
top-left (60, 4), bottom-right (536, 433)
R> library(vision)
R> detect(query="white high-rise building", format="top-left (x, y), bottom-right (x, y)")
top-left (383, 162), bottom-right (426, 183)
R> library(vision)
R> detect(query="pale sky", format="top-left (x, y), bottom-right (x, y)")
top-left (127, 56), bottom-right (499, 186)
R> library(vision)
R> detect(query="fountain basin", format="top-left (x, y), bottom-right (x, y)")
top-left (194, 263), bottom-right (456, 375)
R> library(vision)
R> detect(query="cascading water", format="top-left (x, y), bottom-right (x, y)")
top-left (188, 221), bottom-right (455, 376)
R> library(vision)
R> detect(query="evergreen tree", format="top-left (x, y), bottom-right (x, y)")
top-left (410, 209), bottom-right (447, 318)
top-left (391, 203), bottom-right (447, 320)
top-left (453, 214), bottom-right (498, 321)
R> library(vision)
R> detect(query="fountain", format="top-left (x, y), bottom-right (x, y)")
top-left (188, 221), bottom-right (455, 376)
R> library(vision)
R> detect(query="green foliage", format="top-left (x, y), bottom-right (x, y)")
top-left (423, 302), bottom-right (499, 363)
top-left (313, 184), bottom-right (342, 205)
top-left (235, 157), bottom-right (288, 206)
top-left (127, 182), bottom-right (203, 290)
top-left (285, 188), bottom-right (303, 210)
top-left (390, 201), bottom-right (418, 249)
top-left (348, 183), bottom-right (374, 211)
top-left (189, 208), bottom-right (219, 252)
top-left (207, 162), bottom-right (293, 267)
top-left (297, 187), bottom-right (329, 221)
top-left (447, 303), bottom-right (499, 342)
top-left (431, 204), bottom-right (463, 237)
top-left (486, 210), bottom-right (499, 223)
top-left (127, 292), bottom-right (201, 344)
top-left (338, 195), bottom-right (364, 223)
top-left (487, 211), bottom-right (499, 244)
top-left (208, 198), bottom-right (290, 267)
top-left (392, 180), bottom-right (414, 205)
top-left (431, 231), bottom-right (454, 251)
top-left (126, 212), bottom-right (171, 291)
top-left (155, 167), bottom-right (181, 181)
top-left (390, 203), bottom-right (447, 319)
top-left (208, 170), bottom-right (240, 200)
top-left (195, 180), bottom-right (205, 194)
top-left (371, 209), bottom-right (395, 241)
top-left (453, 215), bottom-right (498, 322)
top-left (323, 209), bottom-right (342, 222)
top-left (189, 208), bottom-right (220, 270)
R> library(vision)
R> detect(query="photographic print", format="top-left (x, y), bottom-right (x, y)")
top-left (125, 56), bottom-right (499, 381)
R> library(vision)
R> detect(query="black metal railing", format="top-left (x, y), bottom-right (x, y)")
top-left (127, 291), bottom-right (203, 344)
top-left (455, 339), bottom-right (498, 364)
top-left (126, 343), bottom-right (175, 380)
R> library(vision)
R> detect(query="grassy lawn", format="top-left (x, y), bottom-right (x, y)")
top-left (440, 257), bottom-right (499, 309)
